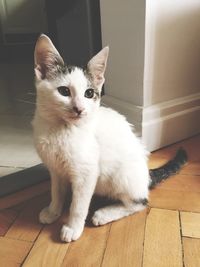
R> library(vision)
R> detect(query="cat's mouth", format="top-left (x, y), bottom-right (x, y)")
top-left (62, 111), bottom-right (87, 123)
top-left (69, 116), bottom-right (82, 120)
top-left (68, 114), bottom-right (86, 120)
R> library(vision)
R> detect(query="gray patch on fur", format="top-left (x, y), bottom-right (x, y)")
top-left (51, 65), bottom-right (77, 80)
top-left (134, 198), bottom-right (148, 206)
top-left (67, 65), bottom-right (76, 73)
top-left (40, 52), bottom-right (65, 80)
top-left (84, 68), bottom-right (100, 101)
top-left (57, 65), bottom-right (68, 75)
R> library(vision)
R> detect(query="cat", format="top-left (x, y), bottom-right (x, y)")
top-left (32, 34), bottom-right (187, 242)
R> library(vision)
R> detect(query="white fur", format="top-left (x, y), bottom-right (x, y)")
top-left (33, 35), bottom-right (150, 242)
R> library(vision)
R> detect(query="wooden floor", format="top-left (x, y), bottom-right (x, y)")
top-left (0, 135), bottom-right (200, 267)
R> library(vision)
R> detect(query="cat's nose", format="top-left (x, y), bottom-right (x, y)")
top-left (73, 106), bottom-right (84, 115)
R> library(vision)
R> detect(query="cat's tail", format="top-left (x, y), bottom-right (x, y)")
top-left (149, 148), bottom-right (187, 189)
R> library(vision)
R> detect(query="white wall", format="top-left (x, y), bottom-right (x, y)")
top-left (101, 0), bottom-right (200, 151)
top-left (100, 0), bottom-right (146, 106)
top-left (144, 0), bottom-right (200, 106)
top-left (142, 0), bottom-right (200, 150)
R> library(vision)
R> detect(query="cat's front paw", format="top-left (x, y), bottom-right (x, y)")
top-left (60, 224), bottom-right (84, 242)
top-left (39, 207), bottom-right (60, 224)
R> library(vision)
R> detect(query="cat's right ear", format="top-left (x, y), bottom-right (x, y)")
top-left (34, 34), bottom-right (64, 80)
top-left (87, 47), bottom-right (109, 87)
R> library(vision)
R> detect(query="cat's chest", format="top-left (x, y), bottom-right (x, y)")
top-left (35, 128), bottom-right (71, 167)
top-left (34, 123), bottom-right (96, 174)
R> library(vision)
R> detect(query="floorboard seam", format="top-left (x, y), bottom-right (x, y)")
top-left (100, 223), bottom-right (112, 267)
top-left (20, 224), bottom-right (45, 266)
top-left (179, 211), bottom-right (185, 267)
top-left (3, 204), bottom-right (27, 237)
top-left (141, 208), bottom-right (149, 267)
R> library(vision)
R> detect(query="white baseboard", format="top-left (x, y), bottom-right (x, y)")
top-left (102, 93), bottom-right (200, 152)
top-left (142, 93), bottom-right (200, 151)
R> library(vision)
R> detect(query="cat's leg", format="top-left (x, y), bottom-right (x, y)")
top-left (92, 162), bottom-right (149, 226)
top-left (60, 173), bottom-right (97, 242)
top-left (39, 173), bottom-right (66, 224)
top-left (92, 197), bottom-right (147, 226)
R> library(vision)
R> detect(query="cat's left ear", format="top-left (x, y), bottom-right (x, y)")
top-left (34, 34), bottom-right (64, 80)
top-left (87, 47), bottom-right (109, 87)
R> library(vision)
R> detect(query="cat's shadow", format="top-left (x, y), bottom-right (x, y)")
top-left (50, 195), bottom-right (117, 244)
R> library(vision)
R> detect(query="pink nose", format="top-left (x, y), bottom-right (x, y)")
top-left (73, 106), bottom-right (84, 115)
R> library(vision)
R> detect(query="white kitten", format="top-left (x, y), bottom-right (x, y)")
top-left (32, 35), bottom-right (186, 242)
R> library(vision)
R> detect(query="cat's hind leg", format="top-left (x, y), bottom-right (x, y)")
top-left (92, 198), bottom-right (147, 226)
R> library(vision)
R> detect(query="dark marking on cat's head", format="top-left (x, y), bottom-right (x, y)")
top-left (55, 64), bottom-right (67, 76)
top-left (54, 64), bottom-right (82, 80)
top-left (84, 70), bottom-right (101, 101)
top-left (93, 89), bottom-right (100, 101)
top-left (67, 65), bottom-right (76, 74)
top-left (35, 52), bottom-right (64, 80)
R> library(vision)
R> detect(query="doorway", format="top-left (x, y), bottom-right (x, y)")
top-left (0, 0), bottom-right (102, 197)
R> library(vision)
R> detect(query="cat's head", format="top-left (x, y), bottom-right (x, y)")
top-left (34, 34), bottom-right (109, 124)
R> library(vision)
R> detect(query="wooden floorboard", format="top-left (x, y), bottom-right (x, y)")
top-left (102, 209), bottom-right (147, 267)
top-left (183, 237), bottom-right (200, 267)
top-left (150, 189), bottom-right (200, 212)
top-left (0, 135), bottom-right (199, 266)
top-left (143, 208), bottom-right (182, 267)
top-left (22, 219), bottom-right (70, 267)
top-left (62, 224), bottom-right (110, 267)
top-left (0, 181), bottom-right (50, 210)
top-left (180, 211), bottom-right (200, 238)
top-left (0, 237), bottom-right (32, 267)
top-left (0, 209), bottom-right (18, 236)
top-left (157, 174), bottom-right (200, 192)
top-left (6, 194), bottom-right (49, 242)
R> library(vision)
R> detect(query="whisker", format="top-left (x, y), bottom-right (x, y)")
top-left (27, 92), bottom-right (36, 96)
top-left (16, 99), bottom-right (46, 107)
top-left (16, 99), bottom-right (36, 105)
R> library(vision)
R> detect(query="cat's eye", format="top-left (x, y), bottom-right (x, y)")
top-left (84, 88), bottom-right (94, 98)
top-left (57, 86), bottom-right (71, 97)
